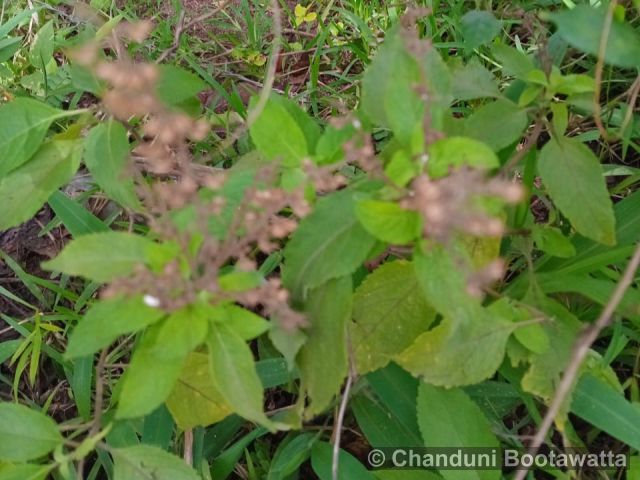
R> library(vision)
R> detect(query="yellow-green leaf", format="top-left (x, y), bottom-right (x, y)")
top-left (427, 136), bottom-right (499, 178)
top-left (351, 261), bottom-right (435, 374)
top-left (355, 200), bottom-right (421, 244)
top-left (166, 352), bottom-right (233, 430)
top-left (395, 315), bottom-right (514, 387)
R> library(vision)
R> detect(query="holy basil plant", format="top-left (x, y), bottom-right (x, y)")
top-left (0, 4), bottom-right (638, 479)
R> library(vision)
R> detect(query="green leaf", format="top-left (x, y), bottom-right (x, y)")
top-left (205, 168), bottom-right (256, 239)
top-left (360, 26), bottom-right (423, 145)
top-left (629, 457), bottom-right (640, 480)
top-left (116, 324), bottom-right (186, 419)
top-left (572, 374), bottom-right (640, 451)
top-left (352, 393), bottom-right (422, 447)
top-left (396, 315), bottom-right (514, 387)
top-left (311, 442), bottom-right (375, 480)
top-left (70, 356), bottom-right (93, 421)
top-left (316, 124), bottom-right (356, 164)
top-left (427, 136), bottom-right (499, 178)
top-left (209, 426), bottom-right (267, 479)
top-left (43, 231), bottom-right (154, 282)
top-left (0, 340), bottom-right (21, 364)
top-left (269, 324), bottom-right (307, 371)
top-left (283, 190), bottom-right (376, 300)
top-left (0, 463), bottom-right (51, 480)
top-left (207, 323), bottom-right (274, 427)
top-left (375, 471), bottom-right (442, 480)
top-left (367, 364), bottom-right (423, 444)
top-left (166, 352), bottom-right (232, 430)
top-left (532, 225), bottom-right (576, 258)
top-left (48, 190), bottom-right (109, 237)
top-left (140, 406), bottom-right (173, 451)
top-left (0, 139), bottom-right (82, 230)
top-left (0, 403), bottom-right (63, 462)
top-left (29, 20), bottom-right (54, 68)
top-left (66, 295), bottom-right (165, 358)
top-left (549, 102), bottom-right (568, 137)
top-left (538, 136), bottom-right (616, 245)
top-left (112, 445), bottom-right (200, 480)
top-left (417, 383), bottom-right (500, 480)
top-left (271, 94), bottom-right (321, 153)
top-left (298, 277), bottom-right (351, 418)
top-left (492, 44), bottom-right (535, 78)
top-left (513, 320), bottom-right (549, 356)
top-left (412, 244), bottom-right (482, 324)
top-left (548, 5), bottom-right (640, 69)
top-left (350, 261), bottom-right (436, 374)
top-left (249, 95), bottom-right (312, 167)
top-left (384, 149), bottom-right (418, 187)
top-left (217, 270), bottom-right (264, 292)
top-left (460, 10), bottom-right (502, 49)
top-left (464, 99), bottom-right (529, 152)
top-left (0, 36), bottom-right (23, 63)
top-left (155, 304), bottom-right (209, 356)
top-left (355, 200), bottom-right (421, 244)
top-left (0, 98), bottom-right (77, 176)
top-left (69, 63), bottom-right (104, 96)
top-left (521, 299), bottom-right (581, 402)
top-left (208, 304), bottom-right (270, 340)
top-left (507, 189), bottom-right (640, 301)
top-left (84, 121), bottom-right (140, 210)
top-left (450, 60), bottom-right (501, 101)
top-left (256, 358), bottom-right (295, 388)
top-left (156, 65), bottom-right (206, 108)
top-left (361, 26), bottom-right (451, 144)
top-left (267, 433), bottom-right (317, 480)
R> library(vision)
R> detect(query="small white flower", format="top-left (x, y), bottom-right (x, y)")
top-left (352, 119), bottom-right (362, 129)
top-left (143, 294), bottom-right (161, 308)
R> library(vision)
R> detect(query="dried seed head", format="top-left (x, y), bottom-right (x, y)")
top-left (117, 20), bottom-right (155, 43)
top-left (466, 259), bottom-right (505, 297)
top-left (406, 168), bottom-right (522, 242)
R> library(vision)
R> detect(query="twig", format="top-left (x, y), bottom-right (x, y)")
top-left (332, 338), bottom-right (357, 480)
top-left (500, 116), bottom-right (544, 174)
top-left (282, 28), bottom-right (318, 38)
top-left (221, 72), bottom-right (286, 94)
top-left (592, 0), bottom-right (617, 143)
top-left (156, 0), bottom-right (231, 64)
top-left (155, 2), bottom-right (186, 64)
top-left (619, 75), bottom-right (640, 138)
top-left (182, 0), bottom-right (231, 31)
top-left (184, 429), bottom-right (194, 466)
top-left (513, 242), bottom-right (640, 480)
top-left (91, 348), bottom-right (109, 434)
top-left (332, 371), bottom-right (354, 480)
